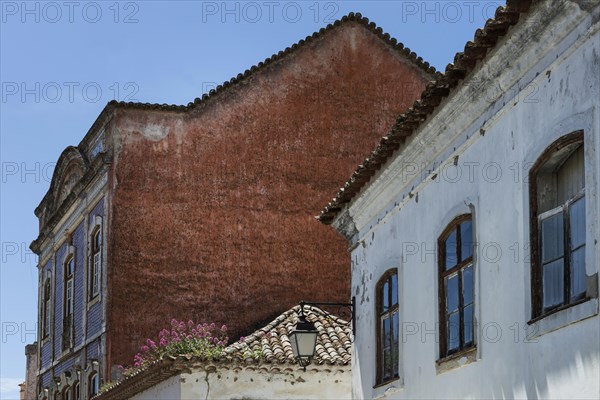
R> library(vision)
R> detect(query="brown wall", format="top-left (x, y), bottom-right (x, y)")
top-left (106, 22), bottom-right (430, 369)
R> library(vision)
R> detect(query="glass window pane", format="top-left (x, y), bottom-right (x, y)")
top-left (383, 349), bottom-right (391, 379)
top-left (445, 230), bottom-right (458, 269)
top-left (569, 197), bottom-right (586, 249)
top-left (446, 275), bottom-right (459, 313)
top-left (392, 312), bottom-right (399, 345)
top-left (447, 312), bottom-right (460, 353)
top-left (460, 221), bottom-right (473, 261)
top-left (391, 274), bottom-right (398, 306)
top-left (462, 265), bottom-right (473, 306)
top-left (541, 212), bottom-right (564, 262)
top-left (570, 247), bottom-right (586, 301)
top-left (463, 304), bottom-right (473, 346)
top-left (382, 282), bottom-right (389, 312)
top-left (543, 258), bottom-right (564, 310)
top-left (382, 317), bottom-right (391, 347)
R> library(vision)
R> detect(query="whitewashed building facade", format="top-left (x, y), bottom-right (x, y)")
top-left (319, 0), bottom-right (600, 398)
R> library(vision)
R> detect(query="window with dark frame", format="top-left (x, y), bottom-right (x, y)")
top-left (530, 131), bottom-right (586, 318)
top-left (90, 228), bottom-right (101, 299)
top-left (62, 385), bottom-right (71, 400)
top-left (64, 256), bottom-right (74, 317)
top-left (42, 278), bottom-right (51, 338)
top-left (438, 214), bottom-right (474, 359)
top-left (62, 255), bottom-right (75, 351)
top-left (73, 382), bottom-right (80, 400)
top-left (376, 269), bottom-right (399, 385)
top-left (89, 373), bottom-right (99, 398)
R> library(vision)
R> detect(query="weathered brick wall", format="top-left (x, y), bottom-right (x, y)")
top-left (106, 22), bottom-right (430, 368)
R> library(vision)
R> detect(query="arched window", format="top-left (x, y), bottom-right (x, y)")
top-left (42, 278), bottom-right (51, 338)
top-left (89, 372), bottom-right (99, 398)
top-left (73, 382), bottom-right (80, 400)
top-left (529, 131), bottom-right (586, 317)
top-left (90, 228), bottom-right (102, 299)
top-left (376, 269), bottom-right (399, 384)
top-left (438, 214), bottom-right (474, 358)
top-left (62, 386), bottom-right (71, 400)
top-left (62, 255), bottom-right (75, 351)
top-left (64, 256), bottom-right (74, 317)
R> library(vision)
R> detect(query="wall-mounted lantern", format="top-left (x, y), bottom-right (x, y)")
top-left (289, 297), bottom-right (355, 370)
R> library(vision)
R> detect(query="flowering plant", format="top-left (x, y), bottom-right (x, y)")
top-left (120, 319), bottom-right (228, 376)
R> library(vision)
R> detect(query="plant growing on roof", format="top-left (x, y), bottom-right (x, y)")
top-left (120, 319), bottom-right (229, 376)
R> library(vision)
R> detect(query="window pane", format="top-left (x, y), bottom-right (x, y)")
top-left (392, 312), bottom-right (399, 345)
top-left (460, 221), bottom-right (473, 261)
top-left (445, 230), bottom-right (458, 269)
top-left (446, 274), bottom-right (459, 313)
top-left (447, 312), bottom-right (460, 353)
top-left (462, 265), bottom-right (473, 306)
top-left (569, 197), bottom-right (586, 249)
top-left (543, 258), bottom-right (564, 309)
top-left (383, 349), bottom-right (391, 379)
top-left (541, 212), bottom-right (564, 262)
top-left (463, 304), bottom-right (473, 346)
top-left (382, 282), bottom-right (389, 312)
top-left (570, 247), bottom-right (586, 301)
top-left (382, 317), bottom-right (391, 347)
top-left (391, 274), bottom-right (398, 306)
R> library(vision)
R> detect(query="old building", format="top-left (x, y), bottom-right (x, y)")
top-left (94, 306), bottom-right (351, 400)
top-left (30, 13), bottom-right (434, 399)
top-left (319, 0), bottom-right (600, 398)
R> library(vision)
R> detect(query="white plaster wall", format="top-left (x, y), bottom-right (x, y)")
top-left (131, 367), bottom-right (351, 400)
top-left (341, 1), bottom-right (600, 399)
top-left (131, 374), bottom-right (181, 400)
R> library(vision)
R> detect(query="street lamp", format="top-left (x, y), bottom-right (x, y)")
top-left (289, 310), bottom-right (318, 370)
top-left (289, 297), bottom-right (355, 370)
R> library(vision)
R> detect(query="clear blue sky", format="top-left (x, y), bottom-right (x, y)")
top-left (0, 1), bottom-right (500, 398)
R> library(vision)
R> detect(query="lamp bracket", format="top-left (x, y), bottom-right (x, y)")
top-left (298, 296), bottom-right (356, 337)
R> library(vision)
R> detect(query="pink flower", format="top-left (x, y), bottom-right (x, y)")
top-left (221, 325), bottom-right (227, 332)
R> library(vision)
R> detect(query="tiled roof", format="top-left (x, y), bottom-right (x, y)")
top-left (318, 0), bottom-right (534, 224)
top-left (223, 305), bottom-right (352, 366)
top-left (93, 306), bottom-right (350, 400)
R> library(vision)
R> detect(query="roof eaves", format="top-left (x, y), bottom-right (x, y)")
top-left (317, 0), bottom-right (533, 224)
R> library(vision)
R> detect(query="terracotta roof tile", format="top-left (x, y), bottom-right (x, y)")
top-left (93, 306), bottom-right (350, 400)
top-left (222, 305), bottom-right (351, 366)
top-left (318, 0), bottom-right (534, 224)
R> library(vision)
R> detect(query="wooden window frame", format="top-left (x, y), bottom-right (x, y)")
top-left (90, 228), bottom-right (102, 300)
top-left (438, 214), bottom-right (475, 359)
top-left (529, 130), bottom-right (586, 319)
top-left (88, 372), bottom-right (99, 398)
top-left (61, 385), bottom-right (71, 400)
top-left (73, 382), bottom-right (80, 400)
top-left (64, 256), bottom-right (74, 317)
top-left (42, 278), bottom-right (51, 338)
top-left (375, 269), bottom-right (399, 385)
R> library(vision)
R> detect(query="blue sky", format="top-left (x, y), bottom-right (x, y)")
top-left (0, 1), bottom-right (500, 398)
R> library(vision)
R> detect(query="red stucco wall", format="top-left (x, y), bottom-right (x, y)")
top-left (106, 22), bottom-right (430, 369)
